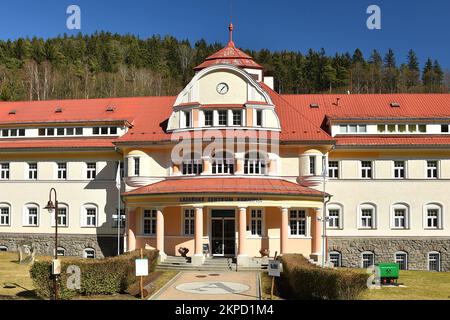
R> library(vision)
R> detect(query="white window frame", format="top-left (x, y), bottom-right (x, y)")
top-left (361, 251), bottom-right (375, 269)
top-left (217, 110), bottom-right (228, 126)
top-left (255, 109), bottom-right (264, 127)
top-left (360, 161), bottom-right (373, 179)
top-left (83, 248), bottom-right (96, 259)
top-left (182, 154), bottom-right (203, 175)
top-left (427, 251), bottom-right (441, 272)
top-left (183, 208), bottom-right (195, 236)
top-left (51, 204), bottom-right (69, 227)
top-left (113, 208), bottom-right (126, 229)
top-left (328, 160), bottom-right (339, 179)
top-left (28, 162), bottom-right (38, 180)
top-left (232, 109), bottom-right (243, 126)
top-left (56, 247), bottom-right (66, 257)
top-left (394, 251), bottom-right (408, 270)
top-left (327, 204), bottom-right (343, 229)
top-left (86, 162), bottom-right (97, 180)
top-left (0, 163), bottom-right (10, 180)
top-left (81, 204), bottom-right (98, 228)
top-left (57, 162), bottom-right (67, 180)
top-left (393, 160), bottom-right (406, 179)
top-left (423, 203), bottom-right (443, 230)
top-left (329, 251), bottom-right (342, 267)
top-left (203, 110), bottom-right (213, 127)
top-left (288, 209), bottom-right (307, 237)
top-left (358, 203), bottom-right (377, 229)
top-left (143, 209), bottom-right (157, 236)
top-left (0, 203), bottom-right (11, 226)
top-left (390, 203), bottom-right (410, 229)
top-left (23, 203), bottom-right (39, 227)
top-left (249, 208), bottom-right (264, 238)
top-left (426, 160), bottom-right (439, 179)
top-left (244, 152), bottom-right (267, 175)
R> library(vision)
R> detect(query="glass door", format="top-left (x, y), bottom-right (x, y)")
top-left (211, 210), bottom-right (236, 257)
top-left (211, 219), bottom-right (224, 255)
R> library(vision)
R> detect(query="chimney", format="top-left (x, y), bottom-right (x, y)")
top-left (263, 76), bottom-right (274, 90)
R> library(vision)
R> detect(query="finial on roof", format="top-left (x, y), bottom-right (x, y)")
top-left (228, 22), bottom-right (235, 47)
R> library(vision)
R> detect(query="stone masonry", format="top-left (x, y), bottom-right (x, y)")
top-left (328, 237), bottom-right (450, 271)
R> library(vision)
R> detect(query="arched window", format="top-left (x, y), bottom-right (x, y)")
top-left (244, 152), bottom-right (267, 175)
top-left (211, 151), bottom-right (234, 174)
top-left (0, 202), bottom-right (11, 226)
top-left (327, 203), bottom-right (343, 229)
top-left (394, 251), bottom-right (408, 270)
top-left (329, 251), bottom-right (342, 267)
top-left (358, 203), bottom-right (377, 229)
top-left (55, 247), bottom-right (66, 257)
top-left (424, 203), bottom-right (443, 229)
top-left (51, 203), bottom-right (69, 227)
top-left (81, 203), bottom-right (98, 227)
top-left (428, 251), bottom-right (440, 272)
top-left (23, 203), bottom-right (39, 227)
top-left (391, 203), bottom-right (410, 229)
top-left (182, 153), bottom-right (203, 175)
top-left (361, 251), bottom-right (375, 268)
top-left (83, 248), bottom-right (96, 259)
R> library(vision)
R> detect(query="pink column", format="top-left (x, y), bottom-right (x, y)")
top-left (194, 207), bottom-right (204, 255)
top-left (311, 208), bottom-right (323, 256)
top-left (127, 209), bottom-right (136, 252)
top-left (156, 208), bottom-right (165, 255)
top-left (280, 207), bottom-right (289, 255)
top-left (238, 207), bottom-right (247, 256)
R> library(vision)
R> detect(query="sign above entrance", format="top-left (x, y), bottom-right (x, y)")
top-left (179, 197), bottom-right (263, 203)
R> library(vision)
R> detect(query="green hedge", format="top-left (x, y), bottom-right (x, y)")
top-left (277, 254), bottom-right (368, 300)
top-left (30, 249), bottom-right (159, 299)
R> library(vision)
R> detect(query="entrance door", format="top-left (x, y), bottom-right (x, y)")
top-left (211, 210), bottom-right (236, 256)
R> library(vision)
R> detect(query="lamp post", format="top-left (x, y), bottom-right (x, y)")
top-left (44, 188), bottom-right (59, 300)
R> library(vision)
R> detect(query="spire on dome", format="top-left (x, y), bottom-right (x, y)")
top-left (228, 22), bottom-right (235, 47)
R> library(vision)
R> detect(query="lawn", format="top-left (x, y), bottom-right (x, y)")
top-left (0, 252), bottom-right (177, 300)
top-left (260, 272), bottom-right (282, 300)
top-left (361, 270), bottom-right (450, 300)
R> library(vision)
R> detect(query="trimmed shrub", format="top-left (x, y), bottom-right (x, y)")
top-left (277, 254), bottom-right (368, 300)
top-left (30, 249), bottom-right (159, 299)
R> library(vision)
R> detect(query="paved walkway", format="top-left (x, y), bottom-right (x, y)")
top-left (150, 271), bottom-right (260, 300)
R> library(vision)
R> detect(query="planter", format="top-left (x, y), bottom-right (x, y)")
top-left (178, 247), bottom-right (189, 257)
top-left (259, 248), bottom-right (270, 257)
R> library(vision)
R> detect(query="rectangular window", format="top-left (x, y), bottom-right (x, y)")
top-left (85, 208), bottom-right (97, 227)
top-left (0, 207), bottom-right (10, 226)
top-left (328, 210), bottom-right (340, 229)
top-left (1, 130), bottom-right (9, 137)
top-left (329, 253), bottom-right (341, 267)
top-left (113, 209), bottom-right (126, 228)
top-left (110, 127), bottom-right (118, 135)
top-left (250, 209), bottom-right (263, 236)
top-left (349, 124), bottom-right (357, 133)
top-left (256, 110), bottom-right (263, 127)
top-left (204, 111), bottom-right (213, 126)
top-left (57, 128), bottom-right (65, 136)
top-left (427, 209), bottom-right (439, 229)
top-left (184, 111), bottom-right (191, 128)
top-left (38, 128), bottom-right (46, 136)
top-left (362, 253), bottom-right (375, 269)
top-left (10, 129), bottom-right (17, 137)
top-left (0, 163), bottom-right (10, 180)
top-left (57, 163), bottom-right (67, 180)
top-left (309, 156), bottom-right (316, 175)
top-left (377, 124), bottom-right (386, 133)
top-left (66, 128), bottom-right (74, 136)
top-left (418, 124), bottom-right (427, 133)
top-left (218, 110), bottom-right (227, 126)
top-left (428, 253), bottom-right (440, 272)
top-left (101, 127), bottom-right (108, 135)
top-left (441, 124), bottom-right (449, 133)
top-left (394, 161), bottom-right (405, 179)
top-left (340, 125), bottom-right (348, 133)
top-left (232, 110), bottom-right (242, 126)
top-left (393, 209), bottom-right (406, 228)
top-left (75, 127), bottom-right (83, 135)
top-left (27, 207), bottom-right (38, 226)
top-left (93, 127), bottom-right (100, 135)
top-left (395, 253), bottom-right (408, 270)
top-left (18, 129), bottom-right (25, 136)
top-left (408, 124), bottom-right (417, 133)
top-left (28, 163), bottom-right (38, 180)
top-left (427, 161), bottom-right (438, 179)
top-left (47, 128), bottom-right (55, 136)
top-left (358, 125), bottom-right (367, 133)
top-left (134, 157), bottom-right (140, 176)
top-left (398, 124), bottom-right (406, 133)
top-left (143, 209), bottom-right (157, 236)
top-left (328, 161), bottom-right (339, 179)
top-left (57, 207), bottom-right (68, 227)
top-left (361, 209), bottom-right (374, 228)
top-left (361, 161), bottom-right (373, 179)
top-left (86, 162), bottom-right (97, 180)
top-left (289, 210), bottom-right (306, 236)
top-left (183, 209), bottom-right (195, 236)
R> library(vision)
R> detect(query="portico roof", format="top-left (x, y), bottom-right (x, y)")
top-left (123, 177), bottom-right (325, 197)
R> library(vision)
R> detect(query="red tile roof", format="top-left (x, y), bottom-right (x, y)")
top-left (0, 138), bottom-right (116, 150)
top-left (124, 177), bottom-right (325, 197)
top-left (335, 135), bottom-right (450, 147)
top-left (194, 42), bottom-right (262, 71)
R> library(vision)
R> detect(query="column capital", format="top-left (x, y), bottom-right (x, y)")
top-left (194, 206), bottom-right (204, 211)
top-left (238, 206), bottom-right (248, 211)
top-left (280, 206), bottom-right (290, 213)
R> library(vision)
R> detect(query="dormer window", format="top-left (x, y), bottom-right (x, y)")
top-left (256, 110), bottom-right (263, 127)
top-left (204, 111), bottom-right (213, 127)
top-left (218, 110), bottom-right (228, 126)
top-left (232, 110), bottom-right (242, 126)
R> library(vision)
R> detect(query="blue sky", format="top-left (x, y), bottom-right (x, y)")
top-left (0, 0), bottom-right (449, 69)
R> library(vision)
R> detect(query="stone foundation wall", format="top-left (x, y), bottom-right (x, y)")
top-left (0, 233), bottom-right (122, 258)
top-left (328, 237), bottom-right (450, 271)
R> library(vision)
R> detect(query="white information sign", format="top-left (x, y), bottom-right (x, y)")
top-left (135, 258), bottom-right (149, 277)
top-left (268, 260), bottom-right (282, 277)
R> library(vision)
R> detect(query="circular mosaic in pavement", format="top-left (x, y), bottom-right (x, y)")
top-left (175, 281), bottom-right (250, 295)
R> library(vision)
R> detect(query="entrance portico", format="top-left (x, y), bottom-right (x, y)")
top-left (123, 177), bottom-right (326, 266)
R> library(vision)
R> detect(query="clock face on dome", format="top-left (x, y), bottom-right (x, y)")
top-left (216, 82), bottom-right (229, 95)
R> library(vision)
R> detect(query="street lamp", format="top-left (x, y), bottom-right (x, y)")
top-left (44, 188), bottom-right (59, 300)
